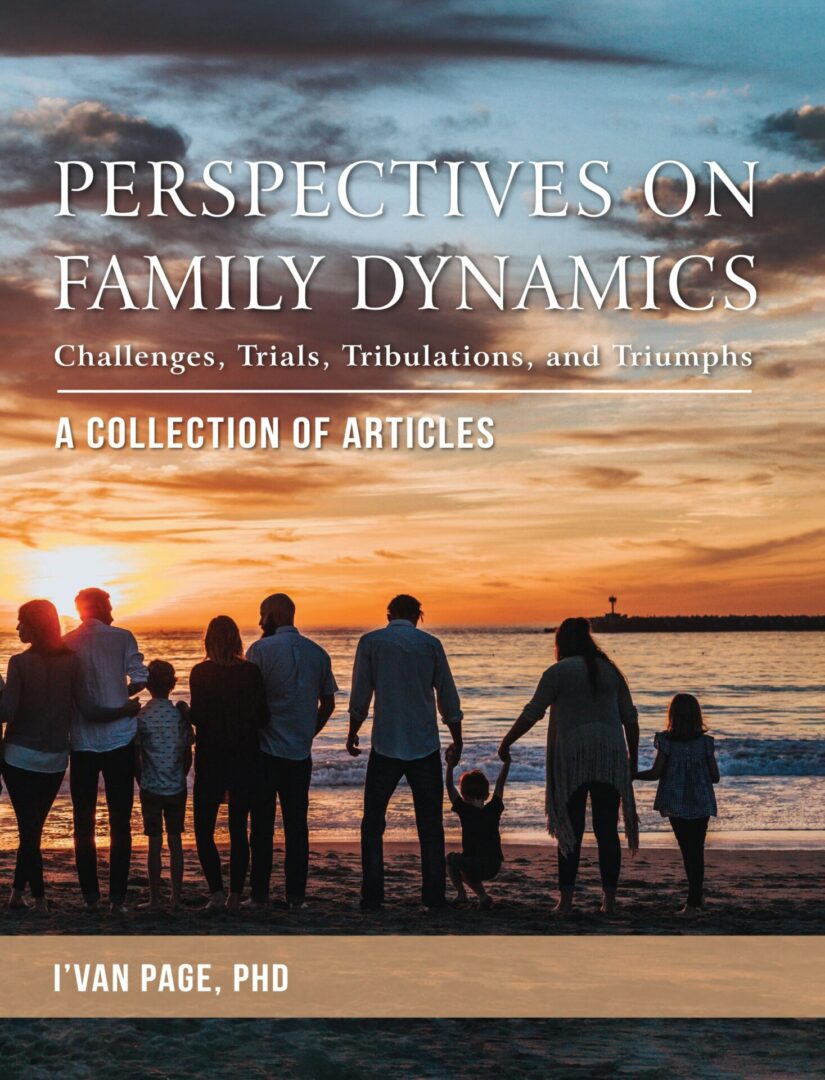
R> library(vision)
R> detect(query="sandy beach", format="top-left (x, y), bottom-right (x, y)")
top-left (0, 1018), bottom-right (821, 1079)
top-left (1, 840), bottom-right (821, 935)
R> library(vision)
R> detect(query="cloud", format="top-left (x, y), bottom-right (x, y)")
top-left (756, 104), bottom-right (825, 160)
top-left (136, 463), bottom-right (354, 505)
top-left (0, 99), bottom-right (188, 209)
top-left (267, 529), bottom-right (303, 544)
top-left (622, 528), bottom-right (825, 570)
top-left (0, 2), bottom-right (658, 68)
top-left (152, 56), bottom-right (424, 101)
top-left (0, 98), bottom-right (284, 240)
top-left (0, 524), bottom-right (38, 547)
top-left (562, 420), bottom-right (825, 453)
top-left (621, 164), bottom-right (825, 309)
top-left (572, 466), bottom-right (641, 489)
top-left (442, 106), bottom-right (492, 131)
top-left (189, 555), bottom-right (299, 568)
top-left (240, 112), bottom-right (399, 170)
top-left (0, 233), bottom-right (541, 437)
top-left (754, 359), bottom-right (797, 380)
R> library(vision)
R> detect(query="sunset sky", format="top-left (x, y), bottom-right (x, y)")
top-left (0, 2), bottom-right (823, 629)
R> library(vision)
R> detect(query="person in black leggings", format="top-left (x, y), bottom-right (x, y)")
top-left (0, 601), bottom-right (77, 912)
top-left (669, 816), bottom-right (709, 908)
top-left (187, 616), bottom-right (269, 912)
top-left (1, 599), bottom-right (139, 913)
top-left (3, 765), bottom-right (65, 907)
top-left (499, 618), bottom-right (639, 916)
top-left (557, 781), bottom-right (621, 894)
top-left (635, 694), bottom-right (719, 913)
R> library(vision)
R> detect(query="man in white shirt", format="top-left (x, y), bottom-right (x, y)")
top-left (347, 594), bottom-right (463, 911)
top-left (246, 592), bottom-right (337, 908)
top-left (64, 587), bottom-right (147, 912)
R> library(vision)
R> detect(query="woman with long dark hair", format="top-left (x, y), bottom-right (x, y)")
top-left (188, 615), bottom-right (269, 912)
top-left (498, 617), bottom-right (640, 915)
top-left (0, 600), bottom-right (77, 912)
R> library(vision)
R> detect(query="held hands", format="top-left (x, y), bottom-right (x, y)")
top-left (123, 698), bottom-right (141, 718)
top-left (444, 743), bottom-right (461, 768)
top-left (497, 739), bottom-right (512, 763)
top-left (346, 732), bottom-right (361, 757)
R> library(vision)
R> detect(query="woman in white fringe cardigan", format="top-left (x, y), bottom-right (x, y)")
top-left (499, 617), bottom-right (640, 915)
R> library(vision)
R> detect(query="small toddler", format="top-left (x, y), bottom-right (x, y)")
top-left (445, 746), bottom-right (510, 910)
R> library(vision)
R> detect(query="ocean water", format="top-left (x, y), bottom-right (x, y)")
top-left (1, 629), bottom-right (823, 849)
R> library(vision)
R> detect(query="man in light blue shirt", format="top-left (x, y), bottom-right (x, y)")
top-left (64, 587), bottom-right (147, 912)
top-left (246, 592), bottom-right (337, 907)
top-left (347, 594), bottom-right (463, 911)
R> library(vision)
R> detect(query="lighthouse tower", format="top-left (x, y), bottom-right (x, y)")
top-left (608, 595), bottom-right (618, 617)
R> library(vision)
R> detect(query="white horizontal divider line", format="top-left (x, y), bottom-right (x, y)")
top-left (57, 388), bottom-right (752, 395)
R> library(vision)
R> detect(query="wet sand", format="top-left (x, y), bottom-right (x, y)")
top-left (0, 1019), bottom-right (822, 1078)
top-left (2, 843), bottom-right (821, 1077)
top-left (1, 841), bottom-right (821, 935)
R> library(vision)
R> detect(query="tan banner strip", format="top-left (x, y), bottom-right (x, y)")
top-left (2, 935), bottom-right (823, 1018)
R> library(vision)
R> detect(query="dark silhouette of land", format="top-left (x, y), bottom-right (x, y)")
top-left (588, 613), bottom-right (825, 633)
top-left (544, 598), bottom-right (825, 633)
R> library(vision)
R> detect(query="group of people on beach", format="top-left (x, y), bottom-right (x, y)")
top-left (0, 588), bottom-right (719, 917)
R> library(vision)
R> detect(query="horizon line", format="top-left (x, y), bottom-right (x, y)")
top-left (3, 615), bottom-right (822, 632)
top-left (57, 388), bottom-right (752, 396)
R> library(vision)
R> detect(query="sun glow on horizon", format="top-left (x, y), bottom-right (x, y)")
top-left (15, 545), bottom-right (134, 619)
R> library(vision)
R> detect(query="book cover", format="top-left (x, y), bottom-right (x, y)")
top-left (0, 2), bottom-right (822, 1075)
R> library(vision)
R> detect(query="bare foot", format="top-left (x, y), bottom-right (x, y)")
top-left (677, 904), bottom-right (703, 917)
top-left (225, 894), bottom-right (242, 913)
top-left (8, 890), bottom-right (30, 912)
top-left (478, 895), bottom-right (493, 912)
top-left (32, 897), bottom-right (50, 916)
top-left (553, 890), bottom-right (575, 916)
top-left (599, 892), bottom-right (617, 916)
top-left (241, 897), bottom-right (268, 911)
top-left (108, 902), bottom-right (129, 915)
top-left (137, 900), bottom-right (163, 912)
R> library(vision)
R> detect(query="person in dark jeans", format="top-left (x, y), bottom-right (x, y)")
top-left (249, 754), bottom-right (313, 904)
top-left (557, 782), bottom-right (622, 895)
top-left (70, 743), bottom-right (139, 909)
top-left (348, 594), bottom-right (464, 912)
top-left (187, 615), bottom-right (269, 912)
top-left (360, 749), bottom-right (446, 910)
top-left (64, 587), bottom-right (148, 913)
top-left (246, 593), bottom-right (337, 909)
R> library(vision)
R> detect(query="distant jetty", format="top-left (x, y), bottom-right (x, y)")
top-left (544, 597), bottom-right (825, 633)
